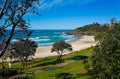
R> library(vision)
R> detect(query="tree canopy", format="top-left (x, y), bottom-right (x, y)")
top-left (11, 38), bottom-right (38, 68)
top-left (92, 24), bottom-right (120, 79)
top-left (51, 40), bottom-right (72, 61)
top-left (12, 39), bottom-right (38, 59)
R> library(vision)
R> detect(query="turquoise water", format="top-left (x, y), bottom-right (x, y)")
top-left (12, 30), bottom-right (77, 46)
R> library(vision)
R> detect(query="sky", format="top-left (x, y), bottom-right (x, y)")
top-left (26, 0), bottom-right (120, 29)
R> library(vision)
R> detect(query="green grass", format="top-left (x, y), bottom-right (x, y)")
top-left (29, 47), bottom-right (94, 79)
top-left (0, 47), bottom-right (94, 79)
top-left (1, 56), bottom-right (59, 73)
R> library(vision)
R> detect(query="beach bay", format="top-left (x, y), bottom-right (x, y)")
top-left (34, 35), bottom-right (96, 58)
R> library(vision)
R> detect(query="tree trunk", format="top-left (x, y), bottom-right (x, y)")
top-left (58, 54), bottom-right (62, 62)
top-left (20, 59), bottom-right (24, 70)
top-left (1, 58), bottom-right (4, 63)
top-left (0, 7), bottom-right (24, 58)
top-left (0, 25), bottom-right (16, 58)
top-left (25, 56), bottom-right (28, 68)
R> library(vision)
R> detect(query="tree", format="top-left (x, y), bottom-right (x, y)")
top-left (0, 0), bottom-right (40, 58)
top-left (11, 39), bottom-right (38, 69)
top-left (51, 41), bottom-right (72, 61)
top-left (110, 17), bottom-right (117, 25)
top-left (92, 24), bottom-right (120, 79)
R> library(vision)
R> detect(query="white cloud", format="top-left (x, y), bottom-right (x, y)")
top-left (39, 0), bottom-right (63, 9)
top-left (39, 0), bottom-right (98, 10)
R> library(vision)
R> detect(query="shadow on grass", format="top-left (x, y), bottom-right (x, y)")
top-left (55, 72), bottom-right (75, 79)
top-left (55, 72), bottom-right (89, 79)
top-left (66, 55), bottom-right (88, 61)
top-left (33, 59), bottom-right (64, 68)
top-left (0, 69), bottom-right (19, 78)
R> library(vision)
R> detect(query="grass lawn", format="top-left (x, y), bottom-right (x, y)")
top-left (29, 47), bottom-right (94, 79)
top-left (0, 47), bottom-right (94, 79)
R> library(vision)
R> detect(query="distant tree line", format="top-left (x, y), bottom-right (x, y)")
top-left (71, 18), bottom-right (120, 36)
top-left (72, 23), bottom-right (108, 35)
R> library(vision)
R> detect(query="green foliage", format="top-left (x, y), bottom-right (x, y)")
top-left (11, 39), bottom-right (38, 68)
top-left (94, 32), bottom-right (104, 41)
top-left (83, 60), bottom-right (90, 72)
top-left (92, 24), bottom-right (120, 79)
top-left (51, 40), bottom-right (72, 61)
top-left (55, 72), bottom-right (75, 79)
top-left (51, 40), bottom-right (72, 52)
top-left (72, 23), bottom-right (108, 35)
top-left (84, 64), bottom-right (90, 72)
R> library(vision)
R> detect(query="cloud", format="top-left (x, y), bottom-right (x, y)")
top-left (39, 0), bottom-right (63, 9)
top-left (39, 0), bottom-right (98, 10)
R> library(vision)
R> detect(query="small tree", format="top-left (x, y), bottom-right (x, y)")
top-left (12, 39), bottom-right (38, 69)
top-left (110, 17), bottom-right (117, 25)
top-left (51, 41), bottom-right (72, 61)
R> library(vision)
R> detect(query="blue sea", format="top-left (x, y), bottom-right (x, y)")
top-left (12, 30), bottom-right (77, 46)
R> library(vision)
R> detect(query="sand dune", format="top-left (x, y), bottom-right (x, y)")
top-left (33, 35), bottom-right (96, 58)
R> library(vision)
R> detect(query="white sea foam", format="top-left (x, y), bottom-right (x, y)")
top-left (54, 32), bottom-right (61, 34)
top-left (30, 37), bottom-right (50, 42)
top-left (35, 36), bottom-right (49, 39)
top-left (60, 34), bottom-right (75, 39)
top-left (12, 37), bottom-right (50, 43)
top-left (65, 37), bottom-right (76, 42)
top-left (12, 39), bottom-right (17, 42)
top-left (11, 31), bottom-right (77, 46)
top-left (38, 42), bottom-right (54, 46)
top-left (39, 36), bottom-right (49, 38)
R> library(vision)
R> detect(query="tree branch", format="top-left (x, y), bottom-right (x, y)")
top-left (0, 0), bottom-right (9, 19)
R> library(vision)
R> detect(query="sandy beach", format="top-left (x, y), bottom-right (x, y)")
top-left (33, 35), bottom-right (96, 58)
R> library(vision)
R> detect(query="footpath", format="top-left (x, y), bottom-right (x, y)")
top-left (9, 60), bottom-right (75, 79)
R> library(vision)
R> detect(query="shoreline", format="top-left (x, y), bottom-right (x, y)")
top-left (33, 35), bottom-right (96, 58)
top-left (0, 35), bottom-right (96, 62)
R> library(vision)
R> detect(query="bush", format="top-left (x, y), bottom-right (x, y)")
top-left (0, 69), bottom-right (18, 77)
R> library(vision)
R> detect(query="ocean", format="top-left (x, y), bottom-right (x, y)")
top-left (12, 30), bottom-right (77, 46)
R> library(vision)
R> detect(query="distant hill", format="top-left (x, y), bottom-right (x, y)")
top-left (71, 23), bottom-right (108, 36)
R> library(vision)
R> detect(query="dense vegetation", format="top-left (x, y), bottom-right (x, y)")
top-left (71, 18), bottom-right (119, 37)
top-left (91, 23), bottom-right (120, 79)
top-left (71, 23), bottom-right (108, 35)
top-left (68, 19), bottom-right (120, 79)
